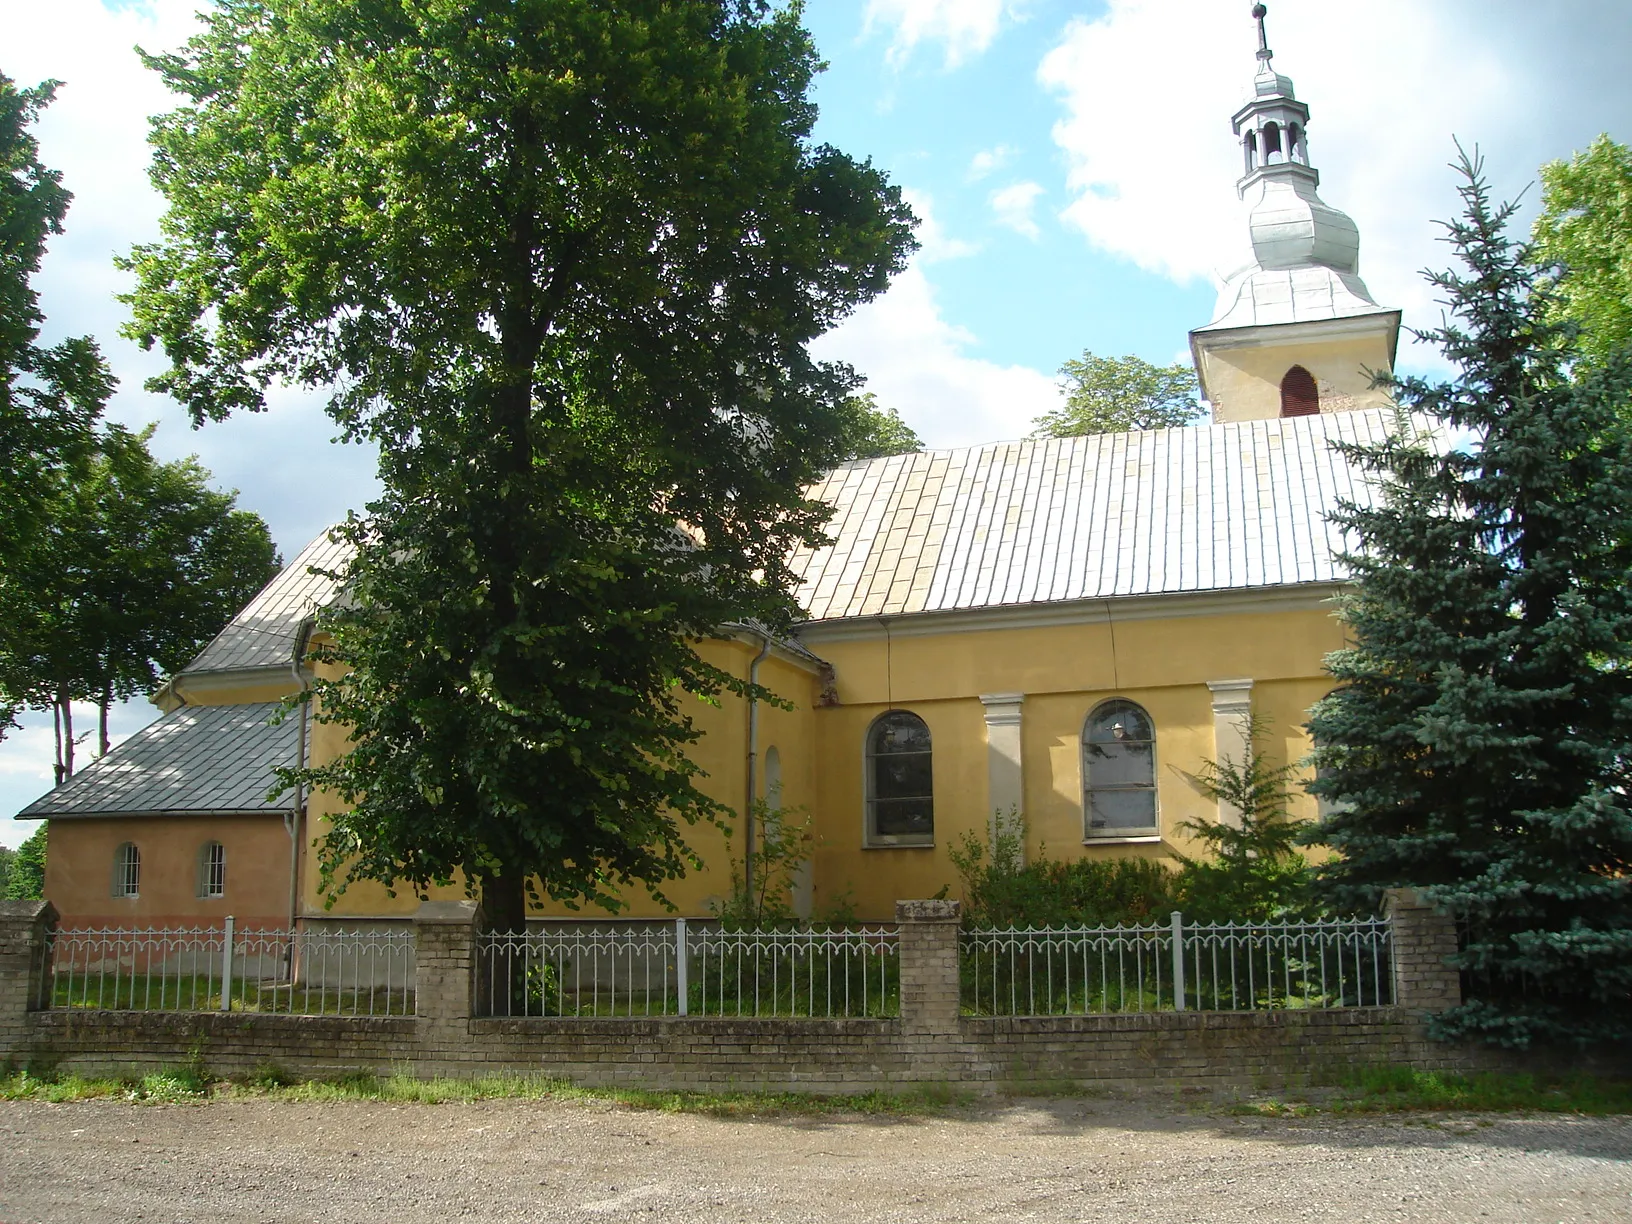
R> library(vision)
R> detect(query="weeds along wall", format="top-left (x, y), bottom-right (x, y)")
top-left (5, 896), bottom-right (1621, 1093)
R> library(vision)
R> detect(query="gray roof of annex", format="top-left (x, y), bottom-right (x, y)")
top-left (19, 702), bottom-right (295, 819)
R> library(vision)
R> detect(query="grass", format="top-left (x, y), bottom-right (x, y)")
top-left (6, 1063), bottom-right (1626, 1118)
top-left (0, 1067), bottom-right (965, 1116)
top-left (1232, 1067), bottom-right (1632, 1117)
top-left (52, 975), bottom-right (414, 1016)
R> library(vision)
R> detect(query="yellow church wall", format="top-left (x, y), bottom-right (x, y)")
top-left (296, 635), bottom-right (822, 922)
top-left (1202, 330), bottom-right (1395, 423)
top-left (804, 600), bottom-right (1344, 704)
top-left (46, 814), bottom-right (292, 929)
top-left (203, 597), bottom-right (1344, 927)
top-left (152, 675), bottom-right (298, 711)
top-left (796, 600), bottom-right (1348, 920)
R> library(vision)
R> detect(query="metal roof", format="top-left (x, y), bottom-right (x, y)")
top-left (173, 409), bottom-right (1398, 661)
top-left (182, 531), bottom-right (351, 675)
top-left (18, 702), bottom-right (295, 819)
top-left (790, 408), bottom-right (1393, 623)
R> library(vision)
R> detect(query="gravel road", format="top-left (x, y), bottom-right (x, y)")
top-left (1, 1094), bottom-right (1628, 1223)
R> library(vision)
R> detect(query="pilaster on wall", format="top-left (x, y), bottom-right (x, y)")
top-left (0, 900), bottom-right (56, 1063)
top-left (1205, 679), bottom-right (1254, 827)
top-left (1384, 888), bottom-right (1463, 1013)
top-left (979, 693), bottom-right (1025, 864)
top-left (896, 899), bottom-right (961, 1035)
top-left (415, 899), bottom-right (482, 1055)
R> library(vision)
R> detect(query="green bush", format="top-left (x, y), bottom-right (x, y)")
top-left (950, 817), bottom-right (1178, 930)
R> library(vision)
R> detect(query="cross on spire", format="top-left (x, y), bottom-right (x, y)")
top-left (1253, 3), bottom-right (1273, 69)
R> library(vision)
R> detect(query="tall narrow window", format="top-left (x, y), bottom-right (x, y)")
top-left (198, 841), bottom-right (226, 899)
top-left (1280, 365), bottom-right (1319, 416)
top-left (112, 842), bottom-right (140, 898)
top-left (866, 711), bottom-right (933, 844)
top-left (1084, 700), bottom-right (1158, 838)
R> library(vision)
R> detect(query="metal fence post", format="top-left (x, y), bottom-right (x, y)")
top-left (675, 917), bottom-right (688, 1016)
top-left (1171, 911), bottom-right (1186, 1012)
top-left (220, 915), bottom-right (235, 1012)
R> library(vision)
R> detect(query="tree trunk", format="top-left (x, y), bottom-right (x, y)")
top-left (98, 685), bottom-right (111, 758)
top-left (482, 871), bottom-right (531, 1017)
top-left (51, 699), bottom-right (63, 786)
top-left (58, 690), bottom-right (75, 780)
top-left (483, 871), bottom-right (528, 935)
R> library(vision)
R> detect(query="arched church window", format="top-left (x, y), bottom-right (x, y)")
top-left (1280, 366), bottom-right (1319, 417)
top-left (1083, 700), bottom-right (1158, 838)
top-left (865, 711), bottom-right (933, 845)
top-left (1242, 130), bottom-right (1258, 174)
top-left (1287, 123), bottom-right (1303, 163)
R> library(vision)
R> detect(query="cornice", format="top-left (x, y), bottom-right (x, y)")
top-left (792, 582), bottom-right (1346, 645)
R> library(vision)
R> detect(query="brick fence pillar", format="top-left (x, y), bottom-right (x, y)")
top-left (1384, 887), bottom-right (1462, 1012)
top-left (896, 899), bottom-right (961, 1034)
top-left (415, 899), bottom-right (482, 1066)
top-left (0, 900), bottom-right (56, 1064)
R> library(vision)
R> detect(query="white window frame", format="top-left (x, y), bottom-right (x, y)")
top-left (1082, 699), bottom-right (1160, 842)
top-left (112, 841), bottom-right (141, 898)
top-left (198, 840), bottom-right (226, 899)
top-left (863, 710), bottom-right (935, 848)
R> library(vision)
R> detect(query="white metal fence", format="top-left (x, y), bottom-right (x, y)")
top-left (47, 919), bottom-right (415, 1016)
top-left (476, 921), bottom-right (900, 1018)
top-left (961, 914), bottom-right (1392, 1016)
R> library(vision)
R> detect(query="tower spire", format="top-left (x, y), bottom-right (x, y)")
top-left (1253, 2), bottom-right (1272, 69)
top-left (1188, 3), bottom-right (1401, 424)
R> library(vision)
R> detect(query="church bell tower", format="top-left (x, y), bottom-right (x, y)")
top-left (1189, 4), bottom-right (1401, 423)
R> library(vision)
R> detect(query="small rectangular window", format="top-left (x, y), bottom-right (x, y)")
top-left (199, 841), bottom-right (226, 898)
top-left (112, 842), bottom-right (140, 898)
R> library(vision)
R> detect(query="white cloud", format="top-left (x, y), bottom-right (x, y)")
top-left (990, 180), bottom-right (1044, 239)
top-left (1037, 0), bottom-right (1631, 369)
top-left (967, 143), bottom-right (1017, 181)
top-left (902, 188), bottom-right (980, 263)
top-left (864, 0), bottom-right (1019, 69)
top-left (814, 255), bottom-right (1057, 450)
top-left (0, 0), bottom-right (376, 835)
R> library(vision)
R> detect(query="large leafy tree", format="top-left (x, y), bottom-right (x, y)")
top-left (1307, 153), bottom-right (1632, 1047)
top-left (833, 391), bottom-right (922, 460)
top-left (124, 0), bottom-right (915, 932)
top-left (1032, 350), bottom-right (1202, 438)
top-left (2, 424), bottom-right (279, 779)
top-left (1532, 134), bottom-right (1632, 368)
top-left (0, 74), bottom-right (116, 737)
top-left (4, 824), bottom-right (44, 901)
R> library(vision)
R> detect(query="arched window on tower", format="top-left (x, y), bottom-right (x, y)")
top-left (1262, 121), bottom-right (1282, 162)
top-left (1280, 366), bottom-right (1319, 417)
top-left (1287, 123), bottom-right (1304, 164)
top-left (1242, 130), bottom-right (1258, 175)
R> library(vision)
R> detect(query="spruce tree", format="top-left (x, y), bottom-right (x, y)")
top-left (1308, 151), bottom-right (1632, 1047)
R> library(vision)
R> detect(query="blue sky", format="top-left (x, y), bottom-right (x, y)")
top-left (3, 0), bottom-right (1631, 841)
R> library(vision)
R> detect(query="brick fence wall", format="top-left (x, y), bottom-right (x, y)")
top-left (0, 896), bottom-right (1613, 1093)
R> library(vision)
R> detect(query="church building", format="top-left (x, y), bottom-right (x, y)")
top-left (21, 11), bottom-right (1404, 930)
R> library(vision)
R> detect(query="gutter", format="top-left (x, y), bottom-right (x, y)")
top-left (743, 628), bottom-right (773, 910)
top-left (286, 618), bottom-right (315, 932)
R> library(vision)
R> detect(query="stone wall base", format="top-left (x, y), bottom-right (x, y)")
top-left (18, 1007), bottom-right (1618, 1095)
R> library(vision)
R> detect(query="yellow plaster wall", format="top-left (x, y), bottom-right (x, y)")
top-left (798, 604), bottom-right (1346, 919)
top-left (1204, 331), bottom-right (1394, 423)
top-left (45, 815), bottom-right (293, 928)
top-left (154, 677), bottom-right (297, 710)
top-left (299, 638), bottom-right (821, 921)
top-left (278, 602), bottom-right (1345, 925)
